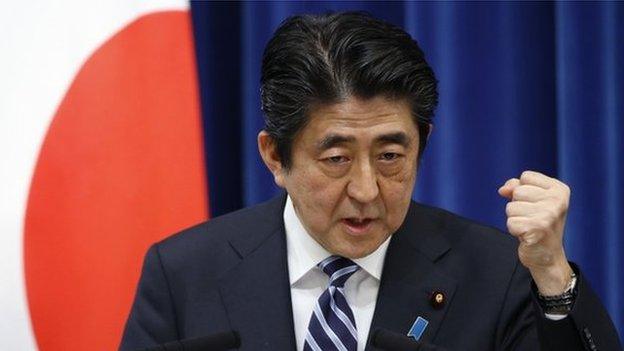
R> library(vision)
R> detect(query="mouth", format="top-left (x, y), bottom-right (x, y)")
top-left (341, 217), bottom-right (374, 235)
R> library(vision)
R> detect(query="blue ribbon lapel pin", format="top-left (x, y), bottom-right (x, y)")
top-left (407, 316), bottom-right (429, 341)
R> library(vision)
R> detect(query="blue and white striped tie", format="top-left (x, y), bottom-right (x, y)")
top-left (304, 256), bottom-right (360, 351)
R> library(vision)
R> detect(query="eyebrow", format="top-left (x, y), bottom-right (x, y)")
top-left (375, 132), bottom-right (411, 147)
top-left (317, 134), bottom-right (356, 151)
top-left (316, 132), bottom-right (411, 151)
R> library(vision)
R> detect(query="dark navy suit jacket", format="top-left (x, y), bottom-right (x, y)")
top-left (120, 194), bottom-right (622, 350)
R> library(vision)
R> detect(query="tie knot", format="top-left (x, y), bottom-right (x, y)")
top-left (318, 256), bottom-right (359, 288)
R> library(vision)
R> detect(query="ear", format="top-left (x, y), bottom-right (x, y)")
top-left (427, 123), bottom-right (434, 140)
top-left (257, 130), bottom-right (286, 188)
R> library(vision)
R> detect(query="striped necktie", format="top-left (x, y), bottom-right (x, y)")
top-left (304, 256), bottom-right (360, 351)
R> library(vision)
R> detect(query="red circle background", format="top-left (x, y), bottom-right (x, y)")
top-left (24, 11), bottom-right (208, 350)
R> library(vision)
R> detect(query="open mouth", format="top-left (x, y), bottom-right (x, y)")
top-left (341, 217), bottom-right (374, 234)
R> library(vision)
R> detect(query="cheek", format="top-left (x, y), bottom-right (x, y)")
top-left (290, 168), bottom-right (345, 216)
top-left (290, 168), bottom-right (324, 202)
top-left (379, 167), bottom-right (417, 223)
top-left (383, 161), bottom-right (417, 194)
top-left (381, 180), bottom-right (413, 214)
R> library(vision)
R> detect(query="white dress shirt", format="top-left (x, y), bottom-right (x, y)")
top-left (284, 196), bottom-right (390, 351)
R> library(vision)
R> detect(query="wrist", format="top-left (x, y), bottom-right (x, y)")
top-left (530, 260), bottom-right (573, 296)
top-left (538, 270), bottom-right (577, 315)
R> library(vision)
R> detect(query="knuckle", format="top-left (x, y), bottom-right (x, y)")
top-left (512, 186), bottom-right (526, 200)
top-left (554, 182), bottom-right (570, 196)
top-left (507, 218), bottom-right (525, 235)
top-left (561, 183), bottom-right (571, 194)
top-left (506, 202), bottom-right (514, 214)
top-left (561, 186), bottom-right (571, 201)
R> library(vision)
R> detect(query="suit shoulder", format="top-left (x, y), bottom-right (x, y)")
top-left (413, 202), bottom-right (518, 257)
top-left (153, 194), bottom-right (285, 266)
top-left (410, 203), bottom-right (524, 298)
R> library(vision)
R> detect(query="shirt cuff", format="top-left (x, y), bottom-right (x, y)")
top-left (544, 313), bottom-right (568, 321)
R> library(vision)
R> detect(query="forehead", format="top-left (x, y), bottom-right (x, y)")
top-left (300, 96), bottom-right (417, 143)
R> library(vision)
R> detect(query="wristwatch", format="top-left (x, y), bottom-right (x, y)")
top-left (538, 271), bottom-right (578, 315)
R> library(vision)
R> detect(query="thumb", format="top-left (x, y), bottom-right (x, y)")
top-left (498, 178), bottom-right (520, 200)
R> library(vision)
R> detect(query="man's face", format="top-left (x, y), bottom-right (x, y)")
top-left (261, 96), bottom-right (421, 259)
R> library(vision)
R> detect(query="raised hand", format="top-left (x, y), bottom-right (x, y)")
top-left (498, 171), bottom-right (574, 296)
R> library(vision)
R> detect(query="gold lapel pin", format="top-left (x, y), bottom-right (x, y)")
top-left (430, 291), bottom-right (445, 309)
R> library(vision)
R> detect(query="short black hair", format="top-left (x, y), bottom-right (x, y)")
top-left (260, 11), bottom-right (438, 169)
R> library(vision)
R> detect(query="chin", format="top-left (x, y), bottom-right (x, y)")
top-left (334, 243), bottom-right (377, 260)
top-left (338, 233), bottom-right (390, 259)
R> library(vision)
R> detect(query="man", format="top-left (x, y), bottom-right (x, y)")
top-left (120, 12), bottom-right (621, 350)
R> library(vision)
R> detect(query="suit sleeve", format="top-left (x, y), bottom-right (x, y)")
top-left (531, 263), bottom-right (623, 351)
top-left (496, 260), bottom-right (622, 351)
top-left (494, 259), bottom-right (540, 350)
top-left (119, 244), bottom-right (179, 351)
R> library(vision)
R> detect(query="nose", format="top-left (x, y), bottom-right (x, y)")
top-left (346, 160), bottom-right (379, 203)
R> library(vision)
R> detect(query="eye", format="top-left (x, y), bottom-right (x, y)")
top-left (326, 155), bottom-right (349, 164)
top-left (379, 152), bottom-right (400, 161)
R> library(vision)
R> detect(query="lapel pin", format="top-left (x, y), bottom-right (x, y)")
top-left (407, 316), bottom-right (429, 341)
top-left (430, 290), bottom-right (445, 309)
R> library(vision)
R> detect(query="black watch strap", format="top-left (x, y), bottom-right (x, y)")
top-left (538, 272), bottom-right (578, 315)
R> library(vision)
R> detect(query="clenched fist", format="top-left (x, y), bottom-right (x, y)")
top-left (498, 171), bottom-right (574, 296)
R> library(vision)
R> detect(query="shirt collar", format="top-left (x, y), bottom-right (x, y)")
top-left (284, 195), bottom-right (391, 286)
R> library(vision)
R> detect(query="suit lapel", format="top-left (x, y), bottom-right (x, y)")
top-left (367, 202), bottom-right (457, 350)
top-left (218, 194), bottom-right (297, 350)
